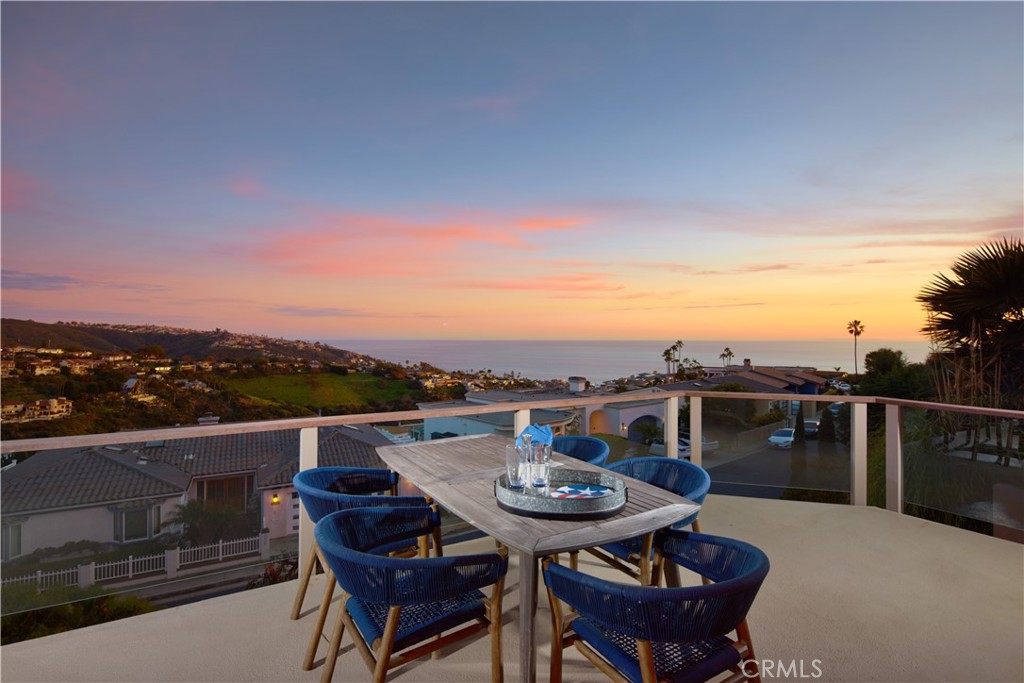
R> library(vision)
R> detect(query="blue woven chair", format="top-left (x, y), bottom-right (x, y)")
top-left (552, 435), bottom-right (610, 467)
top-left (315, 506), bottom-right (509, 683)
top-left (573, 457), bottom-right (711, 584)
top-left (292, 467), bottom-right (435, 671)
top-left (544, 531), bottom-right (770, 683)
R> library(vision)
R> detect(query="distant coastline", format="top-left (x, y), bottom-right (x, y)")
top-left (325, 338), bottom-right (933, 384)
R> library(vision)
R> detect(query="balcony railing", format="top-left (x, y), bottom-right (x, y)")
top-left (2, 390), bottom-right (1021, 621)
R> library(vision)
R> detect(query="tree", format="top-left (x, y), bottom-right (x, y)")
top-left (859, 348), bottom-right (933, 402)
top-left (847, 320), bottom-right (865, 375)
top-left (917, 237), bottom-right (1024, 461)
top-left (917, 237), bottom-right (1024, 409)
top-left (719, 347), bottom-right (734, 367)
top-left (164, 500), bottom-right (259, 546)
top-left (662, 348), bottom-right (674, 374)
top-left (818, 407), bottom-right (836, 442)
top-left (634, 421), bottom-right (662, 445)
top-left (136, 344), bottom-right (167, 359)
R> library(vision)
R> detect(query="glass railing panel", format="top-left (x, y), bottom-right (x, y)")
top-left (702, 397), bottom-right (852, 504)
top-left (1, 431), bottom-right (304, 642)
top-left (901, 407), bottom-right (1023, 539)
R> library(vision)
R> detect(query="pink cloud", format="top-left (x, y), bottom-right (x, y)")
top-left (226, 175), bottom-right (270, 198)
top-left (441, 272), bottom-right (624, 293)
top-left (232, 193), bottom-right (598, 279)
top-left (455, 82), bottom-right (544, 121)
top-left (549, 289), bottom-right (688, 301)
top-left (1, 169), bottom-right (43, 212)
top-left (5, 61), bottom-right (90, 133)
top-left (516, 217), bottom-right (587, 232)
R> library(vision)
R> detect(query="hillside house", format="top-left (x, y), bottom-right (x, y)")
top-left (0, 425), bottom-right (392, 560)
top-left (1, 398), bottom-right (74, 423)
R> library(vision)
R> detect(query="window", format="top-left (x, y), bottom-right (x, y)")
top-left (2, 523), bottom-right (22, 561)
top-left (114, 505), bottom-right (160, 543)
top-left (195, 475), bottom-right (253, 511)
top-left (123, 509), bottom-right (149, 541)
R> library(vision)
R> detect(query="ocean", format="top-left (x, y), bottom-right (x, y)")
top-left (323, 339), bottom-right (934, 384)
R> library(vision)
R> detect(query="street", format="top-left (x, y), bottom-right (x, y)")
top-left (706, 440), bottom-right (852, 500)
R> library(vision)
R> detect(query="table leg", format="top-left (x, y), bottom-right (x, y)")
top-left (517, 550), bottom-right (538, 683)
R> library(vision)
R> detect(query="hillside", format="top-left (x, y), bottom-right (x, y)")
top-left (0, 319), bottom-right (364, 364)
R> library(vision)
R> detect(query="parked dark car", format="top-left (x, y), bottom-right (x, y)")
top-left (804, 420), bottom-right (819, 439)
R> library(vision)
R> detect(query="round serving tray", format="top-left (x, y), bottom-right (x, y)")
top-left (494, 468), bottom-right (627, 520)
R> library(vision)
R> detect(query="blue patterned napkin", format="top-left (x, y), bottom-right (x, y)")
top-left (516, 423), bottom-right (553, 446)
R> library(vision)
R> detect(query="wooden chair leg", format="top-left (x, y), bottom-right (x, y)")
top-left (736, 620), bottom-right (760, 681)
top-left (372, 607), bottom-right (402, 683)
top-left (637, 639), bottom-right (657, 683)
top-left (691, 518), bottom-right (702, 533)
top-left (544, 558), bottom-right (565, 683)
top-left (303, 570), bottom-right (337, 670)
top-left (320, 603), bottom-right (347, 683)
top-left (292, 540), bottom-right (319, 619)
top-left (639, 533), bottom-right (654, 586)
top-left (489, 569), bottom-right (506, 683)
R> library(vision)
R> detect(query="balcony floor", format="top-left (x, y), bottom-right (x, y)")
top-left (2, 495), bottom-right (1022, 683)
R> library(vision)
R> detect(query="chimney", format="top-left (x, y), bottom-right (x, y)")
top-left (743, 359), bottom-right (752, 370)
top-left (568, 376), bottom-right (586, 392)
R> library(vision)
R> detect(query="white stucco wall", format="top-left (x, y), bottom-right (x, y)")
top-left (15, 495), bottom-right (182, 556)
top-left (262, 487), bottom-right (299, 540)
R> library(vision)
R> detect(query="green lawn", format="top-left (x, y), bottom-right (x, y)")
top-left (225, 373), bottom-right (417, 408)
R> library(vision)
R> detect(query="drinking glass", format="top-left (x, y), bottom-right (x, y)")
top-left (505, 444), bottom-right (527, 489)
top-left (529, 443), bottom-right (552, 488)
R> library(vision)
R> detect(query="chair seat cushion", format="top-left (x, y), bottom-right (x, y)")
top-left (574, 616), bottom-right (741, 683)
top-left (347, 589), bottom-right (488, 653)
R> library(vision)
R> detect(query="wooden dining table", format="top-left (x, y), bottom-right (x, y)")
top-left (376, 433), bottom-right (701, 683)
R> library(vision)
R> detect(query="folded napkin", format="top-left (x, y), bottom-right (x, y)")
top-left (516, 423), bottom-right (553, 446)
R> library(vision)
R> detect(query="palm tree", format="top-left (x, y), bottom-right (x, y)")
top-left (673, 340), bottom-right (684, 375)
top-left (847, 320), bottom-right (865, 375)
top-left (917, 237), bottom-right (1024, 417)
top-left (662, 348), bottom-right (673, 375)
top-left (719, 347), bottom-right (734, 367)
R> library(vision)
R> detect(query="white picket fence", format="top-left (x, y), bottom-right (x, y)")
top-left (94, 552), bottom-right (165, 582)
top-left (1, 533), bottom-right (265, 592)
top-left (1, 565), bottom-right (80, 591)
top-left (179, 536), bottom-right (261, 567)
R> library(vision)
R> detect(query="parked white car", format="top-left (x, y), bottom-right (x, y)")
top-left (679, 435), bottom-right (720, 452)
top-left (647, 438), bottom-right (691, 458)
top-left (767, 428), bottom-right (795, 448)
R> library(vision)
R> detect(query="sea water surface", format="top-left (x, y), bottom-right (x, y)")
top-left (324, 339), bottom-right (933, 384)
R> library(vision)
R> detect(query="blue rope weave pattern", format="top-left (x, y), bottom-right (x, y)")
top-left (599, 457), bottom-right (711, 560)
top-left (544, 531), bottom-right (769, 683)
top-left (552, 436), bottom-right (611, 467)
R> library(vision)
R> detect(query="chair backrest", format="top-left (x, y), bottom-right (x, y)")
top-left (315, 507), bottom-right (509, 606)
top-left (552, 435), bottom-right (610, 467)
top-left (293, 466), bottom-right (424, 522)
top-left (607, 456), bottom-right (711, 506)
top-left (544, 532), bottom-right (769, 643)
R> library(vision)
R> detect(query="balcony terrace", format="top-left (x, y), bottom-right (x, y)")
top-left (2, 391), bottom-right (1022, 682)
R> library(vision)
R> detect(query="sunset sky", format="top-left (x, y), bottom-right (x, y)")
top-left (2, 2), bottom-right (1021, 343)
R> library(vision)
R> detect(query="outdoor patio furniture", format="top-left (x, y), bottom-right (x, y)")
top-left (375, 433), bottom-right (700, 682)
top-left (552, 435), bottom-right (610, 467)
top-left (291, 467), bottom-right (436, 671)
top-left (572, 457), bottom-right (711, 584)
top-left (543, 530), bottom-right (770, 683)
top-left (315, 505), bottom-right (509, 683)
